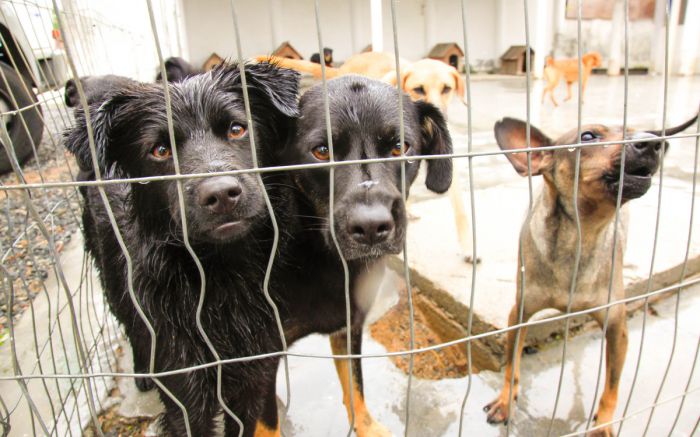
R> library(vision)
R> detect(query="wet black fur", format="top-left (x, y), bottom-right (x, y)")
top-left (265, 75), bottom-right (453, 425)
top-left (65, 63), bottom-right (300, 437)
top-left (66, 71), bottom-right (453, 435)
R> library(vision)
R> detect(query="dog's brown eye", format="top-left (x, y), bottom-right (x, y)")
top-left (227, 123), bottom-right (247, 140)
top-left (392, 142), bottom-right (410, 157)
top-left (312, 145), bottom-right (330, 161)
top-left (412, 86), bottom-right (425, 95)
top-left (150, 144), bottom-right (171, 160)
top-left (442, 85), bottom-right (452, 95)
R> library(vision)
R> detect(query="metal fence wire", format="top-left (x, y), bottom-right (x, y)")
top-left (0, 0), bottom-right (698, 436)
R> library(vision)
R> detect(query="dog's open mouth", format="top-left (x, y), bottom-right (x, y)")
top-left (605, 164), bottom-right (655, 201)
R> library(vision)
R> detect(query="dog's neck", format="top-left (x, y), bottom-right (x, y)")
top-left (528, 180), bottom-right (622, 262)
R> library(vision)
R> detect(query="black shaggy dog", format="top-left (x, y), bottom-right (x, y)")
top-left (64, 63), bottom-right (300, 436)
top-left (265, 75), bottom-right (453, 436)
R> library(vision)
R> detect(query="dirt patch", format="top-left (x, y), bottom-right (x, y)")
top-left (82, 402), bottom-right (154, 437)
top-left (369, 285), bottom-right (470, 379)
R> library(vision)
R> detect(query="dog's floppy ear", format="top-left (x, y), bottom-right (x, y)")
top-left (583, 52), bottom-right (602, 68)
top-left (64, 93), bottom-right (134, 176)
top-left (381, 67), bottom-right (409, 91)
top-left (494, 117), bottom-right (553, 177)
top-left (450, 68), bottom-right (465, 102)
top-left (218, 62), bottom-right (300, 118)
top-left (416, 100), bottom-right (453, 193)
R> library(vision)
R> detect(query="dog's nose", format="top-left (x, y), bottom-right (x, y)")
top-left (630, 132), bottom-right (664, 154)
top-left (197, 176), bottom-right (242, 214)
top-left (347, 204), bottom-right (395, 245)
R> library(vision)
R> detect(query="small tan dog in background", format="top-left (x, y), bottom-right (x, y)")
top-left (262, 51), bottom-right (477, 262)
top-left (541, 51), bottom-right (602, 107)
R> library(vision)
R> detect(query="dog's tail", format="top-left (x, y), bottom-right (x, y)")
top-left (545, 56), bottom-right (555, 68)
top-left (253, 55), bottom-right (341, 79)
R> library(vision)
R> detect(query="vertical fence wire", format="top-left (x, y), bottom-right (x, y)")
top-left (386, 2), bottom-right (417, 435)
top-left (546, 0), bottom-right (590, 432)
top-left (228, 0), bottom-right (293, 426)
top-left (1, 95), bottom-right (103, 437)
top-left (667, 109), bottom-right (700, 436)
top-left (505, 0), bottom-right (536, 433)
top-left (311, 2), bottom-right (356, 436)
top-left (53, 1), bottom-right (193, 435)
top-left (640, 111), bottom-right (700, 437)
top-left (146, 0), bottom-right (248, 433)
top-left (616, 1), bottom-right (671, 435)
top-left (456, 0), bottom-right (478, 432)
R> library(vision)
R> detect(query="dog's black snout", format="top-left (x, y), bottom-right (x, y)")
top-left (633, 140), bottom-right (662, 153)
top-left (197, 176), bottom-right (242, 214)
top-left (347, 204), bottom-right (395, 245)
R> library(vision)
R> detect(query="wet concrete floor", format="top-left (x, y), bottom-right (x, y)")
top-left (280, 281), bottom-right (700, 436)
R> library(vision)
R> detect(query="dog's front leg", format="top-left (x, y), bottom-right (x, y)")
top-left (330, 329), bottom-right (392, 437)
top-left (565, 81), bottom-right (573, 101)
top-left (252, 371), bottom-right (281, 437)
top-left (448, 177), bottom-right (477, 263)
top-left (589, 307), bottom-right (628, 437)
top-left (484, 304), bottom-right (529, 424)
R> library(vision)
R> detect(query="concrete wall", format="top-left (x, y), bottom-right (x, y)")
top-left (180, 0), bottom-right (504, 68)
top-left (179, 0), bottom-right (699, 75)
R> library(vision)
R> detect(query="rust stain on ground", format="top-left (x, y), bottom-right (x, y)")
top-left (369, 284), bottom-right (470, 380)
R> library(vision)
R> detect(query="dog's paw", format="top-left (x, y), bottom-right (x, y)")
top-left (586, 426), bottom-right (613, 437)
top-left (464, 255), bottom-right (481, 264)
top-left (354, 416), bottom-right (393, 437)
top-left (483, 397), bottom-right (509, 425)
top-left (134, 377), bottom-right (155, 392)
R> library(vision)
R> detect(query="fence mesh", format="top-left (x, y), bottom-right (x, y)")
top-left (0, 0), bottom-right (698, 436)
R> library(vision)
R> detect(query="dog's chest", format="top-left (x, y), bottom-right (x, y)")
top-left (525, 207), bottom-right (627, 311)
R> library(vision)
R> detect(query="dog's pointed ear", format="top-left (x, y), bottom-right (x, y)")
top-left (416, 100), bottom-right (453, 193)
top-left (494, 117), bottom-right (553, 177)
top-left (229, 62), bottom-right (300, 118)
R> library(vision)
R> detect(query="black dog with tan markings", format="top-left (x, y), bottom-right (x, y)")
top-left (268, 75), bottom-right (453, 436)
top-left (484, 114), bottom-right (697, 436)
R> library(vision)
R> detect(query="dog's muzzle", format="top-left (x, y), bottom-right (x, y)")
top-left (606, 132), bottom-right (663, 201)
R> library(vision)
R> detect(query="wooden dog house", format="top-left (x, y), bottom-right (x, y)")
top-left (500, 45), bottom-right (535, 75)
top-left (202, 53), bottom-right (224, 71)
top-left (427, 42), bottom-right (465, 72)
top-left (272, 41), bottom-right (303, 60)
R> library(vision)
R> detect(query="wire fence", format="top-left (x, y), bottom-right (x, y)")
top-left (0, 0), bottom-right (698, 436)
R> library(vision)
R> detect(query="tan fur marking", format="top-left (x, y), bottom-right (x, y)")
top-left (254, 419), bottom-right (280, 437)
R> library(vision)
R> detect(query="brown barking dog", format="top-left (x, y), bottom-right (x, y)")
top-left (542, 51), bottom-right (602, 107)
top-left (484, 114), bottom-right (697, 436)
top-left (258, 52), bottom-right (477, 262)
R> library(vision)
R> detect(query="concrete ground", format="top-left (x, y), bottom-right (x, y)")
top-left (280, 281), bottom-right (700, 436)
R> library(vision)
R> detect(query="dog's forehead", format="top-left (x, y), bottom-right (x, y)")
top-left (300, 76), bottom-right (412, 132)
top-left (405, 65), bottom-right (454, 87)
top-left (556, 124), bottom-right (621, 145)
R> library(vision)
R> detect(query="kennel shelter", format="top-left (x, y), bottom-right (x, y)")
top-left (1, 0), bottom-right (699, 436)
